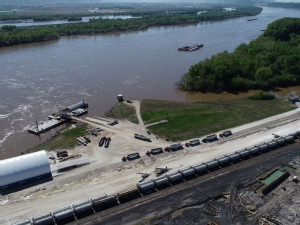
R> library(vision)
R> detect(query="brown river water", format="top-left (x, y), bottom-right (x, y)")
top-left (0, 6), bottom-right (299, 159)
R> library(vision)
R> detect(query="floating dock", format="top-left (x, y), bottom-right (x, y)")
top-left (28, 119), bottom-right (65, 135)
top-left (28, 100), bottom-right (88, 135)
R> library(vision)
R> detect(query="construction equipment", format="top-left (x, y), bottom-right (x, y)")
top-left (155, 167), bottom-right (170, 176)
top-left (137, 172), bottom-right (150, 179)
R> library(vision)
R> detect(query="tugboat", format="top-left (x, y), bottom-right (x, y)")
top-left (178, 44), bottom-right (203, 52)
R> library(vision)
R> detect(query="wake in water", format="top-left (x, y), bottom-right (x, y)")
top-left (0, 113), bottom-right (12, 119)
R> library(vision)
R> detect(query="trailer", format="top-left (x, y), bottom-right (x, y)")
top-left (134, 134), bottom-right (151, 142)
top-left (189, 139), bottom-right (201, 146)
top-left (169, 143), bottom-right (183, 151)
top-left (76, 137), bottom-right (87, 146)
top-left (104, 137), bottom-right (111, 148)
top-left (202, 134), bottom-right (218, 143)
top-left (127, 153), bottom-right (140, 161)
top-left (98, 137), bottom-right (106, 147)
top-left (149, 148), bottom-right (164, 155)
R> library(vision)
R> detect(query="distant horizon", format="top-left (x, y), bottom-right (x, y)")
top-left (0, 0), bottom-right (300, 5)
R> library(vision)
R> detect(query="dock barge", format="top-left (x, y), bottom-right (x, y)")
top-left (28, 100), bottom-right (88, 135)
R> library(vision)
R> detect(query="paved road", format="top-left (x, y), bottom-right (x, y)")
top-left (73, 141), bottom-right (300, 225)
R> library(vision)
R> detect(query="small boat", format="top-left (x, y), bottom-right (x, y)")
top-left (178, 44), bottom-right (203, 52)
top-left (247, 18), bottom-right (258, 21)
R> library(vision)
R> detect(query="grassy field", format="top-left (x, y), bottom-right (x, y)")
top-left (141, 99), bottom-right (296, 141)
top-left (105, 102), bottom-right (138, 124)
top-left (29, 125), bottom-right (88, 152)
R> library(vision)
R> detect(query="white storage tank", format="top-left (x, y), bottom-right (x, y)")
top-left (117, 94), bottom-right (124, 102)
top-left (0, 150), bottom-right (52, 192)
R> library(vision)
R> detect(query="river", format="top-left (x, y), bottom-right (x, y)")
top-left (0, 6), bottom-right (299, 159)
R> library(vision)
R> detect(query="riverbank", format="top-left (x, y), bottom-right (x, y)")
top-left (0, 6), bottom-right (261, 47)
top-left (24, 98), bottom-right (296, 153)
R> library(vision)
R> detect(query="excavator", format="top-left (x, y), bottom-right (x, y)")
top-left (155, 167), bottom-right (170, 176)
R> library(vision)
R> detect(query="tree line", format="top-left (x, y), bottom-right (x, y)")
top-left (0, 6), bottom-right (261, 47)
top-left (179, 17), bottom-right (300, 93)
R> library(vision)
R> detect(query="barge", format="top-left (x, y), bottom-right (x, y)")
top-left (28, 119), bottom-right (64, 135)
top-left (28, 100), bottom-right (88, 135)
top-left (178, 44), bottom-right (203, 52)
top-left (247, 18), bottom-right (258, 21)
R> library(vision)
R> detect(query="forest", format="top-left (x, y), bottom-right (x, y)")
top-left (179, 18), bottom-right (300, 93)
top-left (0, 6), bottom-right (261, 47)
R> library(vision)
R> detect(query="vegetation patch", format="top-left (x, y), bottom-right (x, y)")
top-left (105, 102), bottom-right (138, 124)
top-left (248, 91), bottom-right (275, 100)
top-left (29, 125), bottom-right (88, 152)
top-left (141, 99), bottom-right (296, 141)
top-left (179, 18), bottom-right (300, 93)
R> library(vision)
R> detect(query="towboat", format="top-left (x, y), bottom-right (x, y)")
top-left (178, 44), bottom-right (203, 52)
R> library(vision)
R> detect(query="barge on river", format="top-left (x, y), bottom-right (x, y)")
top-left (28, 100), bottom-right (88, 135)
top-left (178, 44), bottom-right (203, 52)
